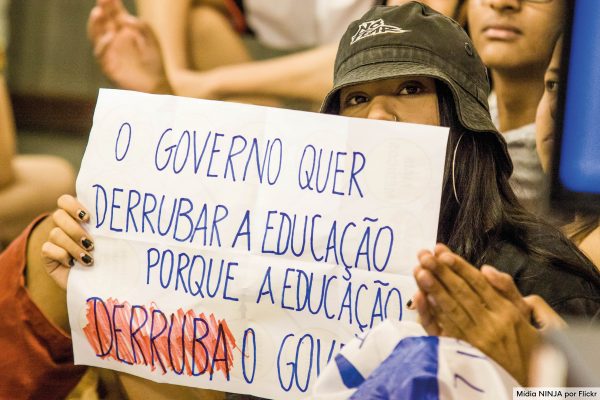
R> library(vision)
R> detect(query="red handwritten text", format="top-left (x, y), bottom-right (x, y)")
top-left (83, 297), bottom-right (237, 379)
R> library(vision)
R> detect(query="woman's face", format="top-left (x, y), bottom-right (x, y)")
top-left (339, 76), bottom-right (440, 126)
top-left (387, 0), bottom-right (459, 18)
top-left (535, 38), bottom-right (562, 172)
top-left (468, 0), bottom-right (565, 72)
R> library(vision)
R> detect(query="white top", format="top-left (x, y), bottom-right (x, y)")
top-left (312, 320), bottom-right (517, 400)
top-left (489, 92), bottom-right (548, 215)
top-left (244, 0), bottom-right (377, 49)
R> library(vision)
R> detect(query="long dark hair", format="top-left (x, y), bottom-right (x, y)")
top-left (435, 82), bottom-right (600, 286)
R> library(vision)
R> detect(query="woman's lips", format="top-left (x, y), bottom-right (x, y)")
top-left (482, 25), bottom-right (522, 40)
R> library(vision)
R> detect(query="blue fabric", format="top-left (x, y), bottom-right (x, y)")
top-left (560, 0), bottom-right (600, 193)
top-left (349, 336), bottom-right (440, 400)
top-left (335, 353), bottom-right (366, 388)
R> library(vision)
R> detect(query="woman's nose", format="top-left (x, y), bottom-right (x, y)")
top-left (365, 96), bottom-right (397, 122)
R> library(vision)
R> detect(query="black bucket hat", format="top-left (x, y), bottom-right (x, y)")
top-left (321, 2), bottom-right (512, 175)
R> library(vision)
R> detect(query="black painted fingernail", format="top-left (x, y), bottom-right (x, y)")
top-left (81, 253), bottom-right (93, 265)
top-left (78, 210), bottom-right (87, 220)
top-left (530, 315), bottom-right (541, 329)
top-left (68, 257), bottom-right (75, 267)
top-left (82, 238), bottom-right (94, 250)
top-left (406, 299), bottom-right (413, 308)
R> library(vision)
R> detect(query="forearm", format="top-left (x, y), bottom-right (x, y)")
top-left (26, 215), bottom-right (71, 332)
top-left (0, 76), bottom-right (16, 188)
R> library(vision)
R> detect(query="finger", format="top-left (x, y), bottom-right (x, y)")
top-left (509, 315), bottom-right (541, 385)
top-left (422, 252), bottom-right (490, 321)
top-left (42, 239), bottom-right (73, 269)
top-left (433, 242), bottom-right (452, 256)
top-left (87, 6), bottom-right (109, 41)
top-left (500, 325), bottom-right (529, 385)
top-left (523, 295), bottom-right (567, 331)
top-left (57, 194), bottom-right (90, 223)
top-left (417, 250), bottom-right (440, 272)
top-left (41, 241), bottom-right (72, 291)
top-left (437, 251), bottom-right (513, 313)
top-left (481, 265), bottom-right (523, 299)
top-left (48, 227), bottom-right (94, 266)
top-left (414, 266), bottom-right (474, 334)
top-left (118, 25), bottom-right (150, 55)
top-left (51, 209), bottom-right (94, 251)
top-left (423, 292), bottom-right (464, 339)
top-left (119, 13), bottom-right (143, 29)
top-left (120, 19), bottom-right (158, 51)
top-left (413, 290), bottom-right (440, 335)
top-left (94, 30), bottom-right (117, 59)
top-left (406, 294), bottom-right (416, 310)
top-left (99, 0), bottom-right (128, 22)
top-left (88, 0), bottom-right (128, 42)
top-left (481, 265), bottom-right (530, 318)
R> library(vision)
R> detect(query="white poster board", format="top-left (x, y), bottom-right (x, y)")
top-left (69, 89), bottom-right (449, 399)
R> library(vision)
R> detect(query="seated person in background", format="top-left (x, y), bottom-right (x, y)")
top-left (0, 51), bottom-right (75, 246)
top-left (535, 36), bottom-right (600, 268)
top-left (467, 0), bottom-right (565, 214)
top-left (87, 0), bottom-right (466, 107)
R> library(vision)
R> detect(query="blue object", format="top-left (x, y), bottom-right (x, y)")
top-left (349, 336), bottom-right (440, 400)
top-left (559, 0), bottom-right (600, 194)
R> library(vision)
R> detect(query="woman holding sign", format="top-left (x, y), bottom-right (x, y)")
top-left (312, 2), bottom-right (599, 395)
top-left (3, 3), bottom-right (599, 399)
top-left (319, 3), bottom-right (600, 319)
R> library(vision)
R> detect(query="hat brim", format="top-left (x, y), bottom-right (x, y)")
top-left (320, 61), bottom-right (512, 174)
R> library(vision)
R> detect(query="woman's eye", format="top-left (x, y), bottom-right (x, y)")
top-left (345, 94), bottom-right (370, 107)
top-left (545, 80), bottom-right (559, 93)
top-left (398, 84), bottom-right (425, 95)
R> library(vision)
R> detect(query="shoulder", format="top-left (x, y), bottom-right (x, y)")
top-left (578, 225), bottom-right (600, 268)
top-left (485, 239), bottom-right (600, 319)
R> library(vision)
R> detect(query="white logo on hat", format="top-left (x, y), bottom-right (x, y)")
top-left (350, 19), bottom-right (410, 45)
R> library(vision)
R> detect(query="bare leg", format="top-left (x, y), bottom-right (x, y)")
top-left (0, 155), bottom-right (75, 245)
top-left (92, 0), bottom-right (331, 106)
top-left (136, 0), bottom-right (280, 105)
top-left (135, 0), bottom-right (192, 73)
top-left (186, 4), bottom-right (281, 105)
top-left (187, 5), bottom-right (252, 71)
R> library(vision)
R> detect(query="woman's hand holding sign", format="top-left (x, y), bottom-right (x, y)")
top-left (412, 244), bottom-right (566, 385)
top-left (41, 195), bottom-right (94, 290)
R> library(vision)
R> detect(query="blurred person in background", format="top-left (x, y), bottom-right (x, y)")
top-left (467, 0), bottom-right (565, 215)
top-left (0, 0), bottom-right (75, 247)
top-left (535, 36), bottom-right (600, 269)
top-left (87, 0), bottom-right (465, 108)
